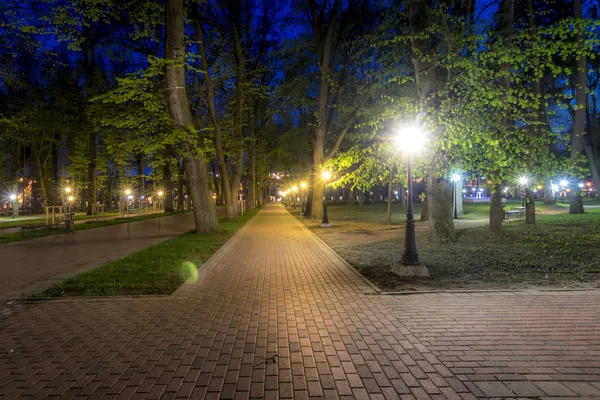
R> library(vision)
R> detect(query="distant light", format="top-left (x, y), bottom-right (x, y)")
top-left (322, 171), bottom-right (331, 180)
top-left (533, 189), bottom-right (537, 193)
top-left (68, 196), bottom-right (74, 202)
top-left (578, 183), bottom-right (584, 188)
top-left (472, 188), bottom-right (476, 192)
top-left (518, 176), bottom-right (529, 186)
top-left (503, 189), bottom-right (508, 193)
top-left (462, 189), bottom-right (466, 193)
top-left (587, 182), bottom-right (592, 186)
top-left (127, 195), bottom-right (133, 200)
top-left (452, 173), bottom-right (461, 182)
top-left (301, 182), bottom-right (307, 189)
top-left (158, 191), bottom-right (163, 196)
top-left (125, 189), bottom-right (131, 195)
top-left (292, 185), bottom-right (298, 192)
top-left (9, 194), bottom-right (17, 200)
top-left (479, 188), bottom-right (483, 192)
top-left (65, 187), bottom-right (71, 193)
top-left (141, 196), bottom-right (144, 199)
top-left (394, 191), bottom-right (398, 195)
top-left (537, 185), bottom-right (542, 190)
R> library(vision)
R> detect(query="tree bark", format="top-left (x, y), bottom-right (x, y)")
top-left (429, 180), bottom-right (455, 242)
top-left (489, 184), bottom-right (504, 232)
top-left (571, 0), bottom-right (586, 159)
top-left (162, 161), bottom-right (174, 212)
top-left (386, 167), bottom-right (394, 224)
top-left (569, 194), bottom-right (584, 214)
top-left (177, 165), bottom-right (184, 211)
top-left (489, 0), bottom-right (514, 231)
top-left (192, 6), bottom-right (236, 220)
top-left (543, 177), bottom-right (554, 204)
top-left (165, 0), bottom-right (218, 233)
top-left (525, 188), bottom-right (535, 224)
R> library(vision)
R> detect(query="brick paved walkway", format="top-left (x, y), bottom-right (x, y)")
top-left (0, 204), bottom-right (599, 399)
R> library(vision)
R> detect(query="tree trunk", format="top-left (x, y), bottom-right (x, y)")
top-left (86, 130), bottom-right (96, 215)
top-left (348, 186), bottom-right (355, 205)
top-left (525, 188), bottom-right (535, 224)
top-left (137, 153), bottom-right (145, 197)
top-left (421, 177), bottom-right (430, 222)
top-left (358, 190), bottom-right (364, 207)
top-left (399, 183), bottom-right (406, 207)
top-left (386, 167), bottom-right (394, 224)
top-left (192, 7), bottom-right (236, 220)
top-left (165, 0), bottom-right (218, 233)
top-left (429, 180), bottom-right (455, 242)
top-left (247, 147), bottom-right (256, 211)
top-left (543, 177), bottom-right (554, 204)
top-left (162, 162), bottom-right (174, 212)
top-left (489, 183), bottom-right (504, 232)
top-left (569, 194), bottom-right (584, 214)
top-left (571, 0), bottom-right (586, 159)
top-left (454, 178), bottom-right (464, 217)
top-left (372, 185), bottom-right (382, 204)
top-left (177, 165), bottom-right (184, 211)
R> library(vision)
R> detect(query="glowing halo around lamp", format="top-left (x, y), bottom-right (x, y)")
top-left (322, 171), bottom-right (331, 180)
top-left (65, 187), bottom-right (71, 193)
top-left (518, 176), bottom-right (529, 186)
top-left (9, 194), bottom-right (17, 201)
top-left (452, 173), bottom-right (461, 182)
top-left (301, 182), bottom-right (307, 189)
top-left (394, 123), bottom-right (426, 154)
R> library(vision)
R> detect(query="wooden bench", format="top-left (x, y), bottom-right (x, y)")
top-left (503, 208), bottom-right (524, 221)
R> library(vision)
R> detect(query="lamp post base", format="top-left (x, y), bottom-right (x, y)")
top-left (320, 222), bottom-right (332, 228)
top-left (391, 262), bottom-right (430, 277)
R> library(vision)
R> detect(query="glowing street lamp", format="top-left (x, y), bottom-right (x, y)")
top-left (321, 171), bottom-right (332, 227)
top-left (394, 123), bottom-right (426, 267)
top-left (125, 189), bottom-right (131, 196)
top-left (560, 180), bottom-right (568, 188)
top-left (158, 191), bottom-right (163, 197)
top-left (65, 187), bottom-right (72, 194)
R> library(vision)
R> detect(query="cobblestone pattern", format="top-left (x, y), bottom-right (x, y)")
top-left (0, 204), bottom-right (599, 399)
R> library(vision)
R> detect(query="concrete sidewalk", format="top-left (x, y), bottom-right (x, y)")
top-left (0, 203), bottom-right (599, 399)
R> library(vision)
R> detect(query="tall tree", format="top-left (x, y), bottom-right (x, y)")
top-left (165, 0), bottom-right (218, 233)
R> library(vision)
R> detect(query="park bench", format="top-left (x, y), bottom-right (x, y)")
top-left (503, 206), bottom-right (525, 221)
top-left (20, 223), bottom-right (63, 238)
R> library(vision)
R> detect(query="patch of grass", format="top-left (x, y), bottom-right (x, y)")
top-left (0, 211), bottom-right (186, 244)
top-left (0, 211), bottom-right (122, 229)
top-left (322, 210), bottom-right (600, 291)
top-left (33, 208), bottom-right (260, 297)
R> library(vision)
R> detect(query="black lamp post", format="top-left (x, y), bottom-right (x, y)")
top-left (402, 155), bottom-right (419, 265)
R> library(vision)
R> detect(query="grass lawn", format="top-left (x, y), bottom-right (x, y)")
top-left (33, 208), bottom-right (260, 297)
top-left (316, 199), bottom-right (562, 225)
top-left (0, 211), bottom-right (185, 244)
top-left (0, 211), bottom-right (121, 229)
top-left (297, 203), bottom-right (600, 291)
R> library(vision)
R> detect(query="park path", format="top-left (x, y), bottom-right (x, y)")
top-left (0, 213), bottom-right (197, 302)
top-left (0, 203), bottom-right (599, 399)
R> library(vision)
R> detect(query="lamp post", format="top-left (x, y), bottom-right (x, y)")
top-left (560, 180), bottom-right (568, 204)
top-left (300, 182), bottom-right (307, 215)
top-left (292, 186), bottom-right (298, 209)
top-left (9, 194), bottom-right (17, 219)
top-left (321, 171), bottom-right (332, 227)
top-left (452, 173), bottom-right (461, 219)
top-left (518, 176), bottom-right (529, 207)
top-left (393, 123), bottom-right (427, 271)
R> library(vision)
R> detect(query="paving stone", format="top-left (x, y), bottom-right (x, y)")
top-left (0, 204), bottom-right (599, 400)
